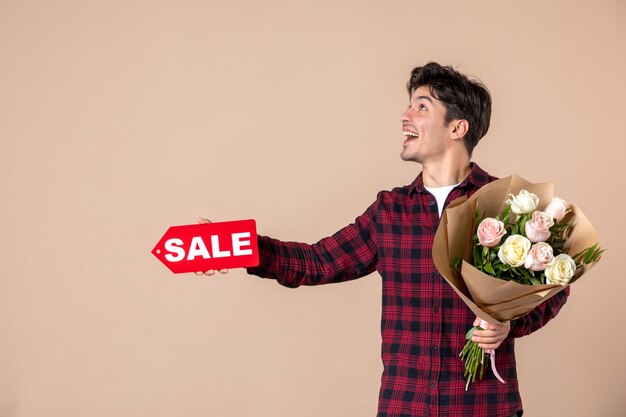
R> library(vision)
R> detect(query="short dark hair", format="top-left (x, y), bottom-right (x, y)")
top-left (406, 62), bottom-right (492, 156)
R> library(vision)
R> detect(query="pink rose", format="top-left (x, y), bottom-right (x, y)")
top-left (525, 211), bottom-right (554, 242)
top-left (524, 242), bottom-right (554, 271)
top-left (544, 197), bottom-right (568, 221)
top-left (477, 218), bottom-right (507, 247)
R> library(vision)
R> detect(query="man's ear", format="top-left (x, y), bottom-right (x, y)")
top-left (450, 119), bottom-right (469, 141)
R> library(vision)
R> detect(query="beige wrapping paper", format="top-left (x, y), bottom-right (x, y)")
top-left (432, 174), bottom-right (600, 324)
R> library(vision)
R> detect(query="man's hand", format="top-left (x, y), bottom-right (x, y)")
top-left (471, 318), bottom-right (510, 350)
top-left (194, 218), bottom-right (229, 276)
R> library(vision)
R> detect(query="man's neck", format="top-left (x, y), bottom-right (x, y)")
top-left (421, 157), bottom-right (472, 188)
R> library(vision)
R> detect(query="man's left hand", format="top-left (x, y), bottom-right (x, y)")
top-left (471, 318), bottom-right (511, 350)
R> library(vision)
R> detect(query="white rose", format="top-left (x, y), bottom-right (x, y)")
top-left (545, 254), bottom-right (576, 285)
top-left (498, 234), bottom-right (532, 267)
top-left (506, 189), bottom-right (539, 215)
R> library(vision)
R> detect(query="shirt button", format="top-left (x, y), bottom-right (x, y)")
top-left (432, 345), bottom-right (439, 351)
top-left (429, 200), bottom-right (435, 206)
top-left (433, 307), bottom-right (439, 313)
top-left (429, 382), bottom-right (435, 388)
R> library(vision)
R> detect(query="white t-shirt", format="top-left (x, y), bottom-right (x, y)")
top-left (424, 183), bottom-right (460, 217)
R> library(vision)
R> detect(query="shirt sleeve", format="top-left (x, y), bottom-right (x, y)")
top-left (246, 197), bottom-right (379, 288)
top-left (508, 286), bottom-right (570, 338)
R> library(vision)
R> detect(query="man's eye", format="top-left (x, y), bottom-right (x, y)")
top-left (419, 104), bottom-right (427, 110)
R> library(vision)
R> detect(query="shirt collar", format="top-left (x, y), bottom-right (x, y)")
top-left (409, 162), bottom-right (491, 196)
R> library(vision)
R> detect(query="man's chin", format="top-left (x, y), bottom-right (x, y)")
top-left (400, 151), bottom-right (420, 163)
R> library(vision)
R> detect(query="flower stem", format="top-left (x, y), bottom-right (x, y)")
top-left (460, 326), bottom-right (488, 390)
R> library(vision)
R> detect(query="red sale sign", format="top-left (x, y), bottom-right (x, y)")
top-left (151, 219), bottom-right (259, 274)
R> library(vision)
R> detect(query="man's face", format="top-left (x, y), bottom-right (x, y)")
top-left (400, 85), bottom-right (455, 164)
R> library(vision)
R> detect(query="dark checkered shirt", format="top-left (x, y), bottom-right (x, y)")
top-left (247, 163), bottom-right (570, 417)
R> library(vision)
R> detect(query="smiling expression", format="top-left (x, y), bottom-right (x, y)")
top-left (400, 85), bottom-right (458, 164)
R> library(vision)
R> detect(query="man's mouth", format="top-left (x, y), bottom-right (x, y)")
top-left (403, 131), bottom-right (419, 145)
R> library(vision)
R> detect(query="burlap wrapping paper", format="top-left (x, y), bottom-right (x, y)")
top-left (432, 174), bottom-right (600, 325)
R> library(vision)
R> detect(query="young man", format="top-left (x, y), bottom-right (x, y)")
top-left (201, 62), bottom-right (569, 417)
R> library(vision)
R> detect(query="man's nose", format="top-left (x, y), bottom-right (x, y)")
top-left (400, 108), bottom-right (410, 123)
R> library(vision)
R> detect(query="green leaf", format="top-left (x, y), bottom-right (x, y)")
top-left (591, 248), bottom-right (606, 262)
top-left (501, 205), bottom-right (512, 226)
top-left (473, 244), bottom-right (482, 266)
top-left (574, 243), bottom-right (606, 265)
top-left (539, 272), bottom-right (547, 284)
top-left (450, 257), bottom-right (463, 271)
top-left (586, 246), bottom-right (606, 264)
top-left (519, 268), bottom-right (534, 280)
top-left (583, 243), bottom-right (598, 264)
top-left (484, 262), bottom-right (495, 275)
top-left (572, 247), bottom-right (587, 262)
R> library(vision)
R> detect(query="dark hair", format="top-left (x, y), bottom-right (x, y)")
top-left (406, 62), bottom-right (492, 156)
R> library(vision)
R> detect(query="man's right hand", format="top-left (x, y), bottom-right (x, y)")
top-left (194, 218), bottom-right (230, 276)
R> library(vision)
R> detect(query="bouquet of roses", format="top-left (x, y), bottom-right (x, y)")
top-left (432, 175), bottom-right (604, 389)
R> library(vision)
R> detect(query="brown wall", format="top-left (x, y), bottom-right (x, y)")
top-left (1, 1), bottom-right (624, 416)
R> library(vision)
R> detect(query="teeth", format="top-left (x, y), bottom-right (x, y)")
top-left (403, 131), bottom-right (419, 137)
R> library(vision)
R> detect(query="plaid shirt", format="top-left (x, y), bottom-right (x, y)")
top-left (248, 163), bottom-right (569, 417)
